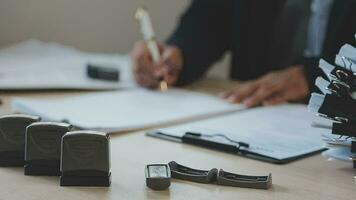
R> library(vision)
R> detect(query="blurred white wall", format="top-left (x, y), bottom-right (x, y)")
top-left (0, 0), bottom-right (229, 79)
top-left (0, 0), bottom-right (190, 52)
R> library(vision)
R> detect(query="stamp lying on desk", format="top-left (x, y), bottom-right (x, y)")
top-left (217, 169), bottom-right (272, 189)
top-left (168, 161), bottom-right (218, 183)
top-left (167, 161), bottom-right (272, 189)
top-left (145, 164), bottom-right (171, 190)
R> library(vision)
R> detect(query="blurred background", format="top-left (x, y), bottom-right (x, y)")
top-left (0, 0), bottom-right (230, 79)
top-left (0, 0), bottom-right (188, 52)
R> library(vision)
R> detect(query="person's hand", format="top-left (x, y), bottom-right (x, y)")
top-left (220, 66), bottom-right (310, 107)
top-left (131, 41), bottom-right (183, 89)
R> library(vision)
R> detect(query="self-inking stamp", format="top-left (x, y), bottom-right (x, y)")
top-left (25, 122), bottom-right (72, 176)
top-left (0, 114), bottom-right (40, 166)
top-left (60, 130), bottom-right (111, 186)
top-left (145, 164), bottom-right (171, 190)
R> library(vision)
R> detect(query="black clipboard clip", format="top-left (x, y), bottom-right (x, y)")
top-left (319, 94), bottom-right (356, 123)
top-left (335, 55), bottom-right (356, 86)
top-left (309, 93), bottom-right (356, 123)
top-left (332, 122), bottom-right (356, 138)
top-left (319, 59), bottom-right (356, 90)
top-left (328, 80), bottom-right (356, 100)
top-left (315, 76), bottom-right (356, 100)
top-left (182, 132), bottom-right (250, 154)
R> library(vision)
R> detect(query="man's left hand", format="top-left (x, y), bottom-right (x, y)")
top-left (220, 66), bottom-right (310, 107)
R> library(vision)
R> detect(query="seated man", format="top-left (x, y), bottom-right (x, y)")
top-left (131, 0), bottom-right (356, 107)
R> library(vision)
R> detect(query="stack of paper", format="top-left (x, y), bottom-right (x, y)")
top-left (320, 132), bottom-right (353, 162)
top-left (309, 116), bottom-right (353, 162)
top-left (0, 39), bottom-right (135, 90)
top-left (308, 42), bottom-right (356, 164)
top-left (11, 88), bottom-right (244, 132)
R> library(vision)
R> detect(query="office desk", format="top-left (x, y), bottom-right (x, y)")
top-left (0, 79), bottom-right (355, 200)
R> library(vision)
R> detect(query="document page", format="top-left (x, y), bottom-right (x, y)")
top-left (12, 88), bottom-right (245, 132)
top-left (0, 39), bottom-right (135, 90)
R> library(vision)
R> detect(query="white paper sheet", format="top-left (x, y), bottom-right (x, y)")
top-left (0, 39), bottom-right (135, 90)
top-left (11, 88), bottom-right (245, 132)
top-left (338, 44), bottom-right (356, 62)
top-left (335, 54), bottom-right (356, 72)
top-left (323, 147), bottom-right (353, 162)
top-left (321, 132), bottom-right (352, 147)
top-left (315, 77), bottom-right (331, 95)
top-left (155, 104), bottom-right (325, 160)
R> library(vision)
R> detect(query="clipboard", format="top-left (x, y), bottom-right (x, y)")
top-left (146, 105), bottom-right (327, 164)
top-left (146, 131), bottom-right (326, 164)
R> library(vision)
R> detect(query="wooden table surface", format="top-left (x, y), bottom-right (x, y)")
top-left (0, 79), bottom-right (355, 200)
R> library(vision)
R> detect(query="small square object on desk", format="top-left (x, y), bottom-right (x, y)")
top-left (145, 164), bottom-right (171, 190)
top-left (0, 114), bottom-right (40, 166)
top-left (25, 122), bottom-right (72, 176)
top-left (87, 64), bottom-right (120, 82)
top-left (60, 130), bottom-right (111, 187)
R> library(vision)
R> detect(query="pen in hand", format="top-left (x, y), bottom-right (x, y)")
top-left (135, 7), bottom-right (168, 91)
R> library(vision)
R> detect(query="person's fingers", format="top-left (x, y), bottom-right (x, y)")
top-left (134, 72), bottom-right (159, 88)
top-left (262, 95), bottom-right (287, 106)
top-left (133, 56), bottom-right (148, 85)
top-left (132, 42), bottom-right (154, 75)
top-left (221, 66), bottom-right (309, 106)
top-left (133, 57), bottom-right (160, 88)
top-left (219, 90), bottom-right (233, 99)
top-left (226, 83), bottom-right (260, 103)
top-left (141, 56), bottom-right (153, 72)
top-left (133, 55), bottom-right (152, 75)
top-left (219, 81), bottom-right (258, 101)
top-left (161, 64), bottom-right (180, 85)
top-left (269, 66), bottom-right (309, 102)
top-left (131, 41), bottom-right (150, 61)
top-left (132, 42), bottom-right (183, 88)
top-left (131, 41), bottom-right (171, 89)
top-left (243, 85), bottom-right (276, 107)
top-left (157, 43), bottom-right (168, 55)
top-left (152, 62), bottom-right (165, 78)
top-left (161, 47), bottom-right (173, 60)
top-left (159, 47), bottom-right (183, 85)
top-left (135, 60), bottom-right (167, 89)
top-left (273, 78), bottom-right (308, 102)
top-left (279, 89), bottom-right (306, 102)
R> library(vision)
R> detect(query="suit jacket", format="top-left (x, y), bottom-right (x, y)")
top-left (167, 0), bottom-right (356, 91)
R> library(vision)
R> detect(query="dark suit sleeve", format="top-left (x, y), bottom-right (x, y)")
top-left (303, 0), bottom-right (356, 94)
top-left (166, 0), bottom-right (234, 85)
top-left (303, 57), bottom-right (322, 94)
